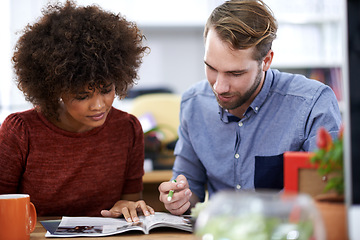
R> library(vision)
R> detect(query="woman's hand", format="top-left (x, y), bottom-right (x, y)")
top-left (101, 193), bottom-right (155, 222)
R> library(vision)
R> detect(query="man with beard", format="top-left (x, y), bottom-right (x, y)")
top-left (158, 0), bottom-right (342, 215)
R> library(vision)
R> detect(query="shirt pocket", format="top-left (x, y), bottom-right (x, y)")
top-left (254, 154), bottom-right (284, 190)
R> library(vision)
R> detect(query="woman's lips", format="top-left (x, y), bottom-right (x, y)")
top-left (88, 112), bottom-right (106, 121)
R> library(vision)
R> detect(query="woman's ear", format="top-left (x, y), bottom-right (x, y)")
top-left (262, 49), bottom-right (274, 71)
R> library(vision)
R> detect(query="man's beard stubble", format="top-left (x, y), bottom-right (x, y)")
top-left (215, 65), bottom-right (263, 111)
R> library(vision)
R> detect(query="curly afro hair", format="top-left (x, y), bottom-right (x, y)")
top-left (12, 0), bottom-right (148, 120)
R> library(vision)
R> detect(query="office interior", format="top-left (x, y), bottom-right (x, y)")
top-left (0, 0), bottom-right (343, 121)
top-left (1, 0), bottom-right (358, 239)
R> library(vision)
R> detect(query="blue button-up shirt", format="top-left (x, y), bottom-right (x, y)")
top-left (173, 69), bottom-right (342, 201)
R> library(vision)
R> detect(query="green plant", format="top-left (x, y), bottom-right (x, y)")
top-left (310, 126), bottom-right (344, 195)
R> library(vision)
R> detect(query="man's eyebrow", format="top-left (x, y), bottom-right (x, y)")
top-left (204, 61), bottom-right (215, 69)
top-left (204, 61), bottom-right (247, 74)
top-left (226, 69), bottom-right (248, 74)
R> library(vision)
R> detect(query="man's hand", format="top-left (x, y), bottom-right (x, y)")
top-left (101, 194), bottom-right (155, 222)
top-left (158, 174), bottom-right (193, 215)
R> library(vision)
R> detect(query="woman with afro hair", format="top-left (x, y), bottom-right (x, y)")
top-left (0, 0), bottom-right (155, 221)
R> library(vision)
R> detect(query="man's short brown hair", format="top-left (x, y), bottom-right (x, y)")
top-left (204, 0), bottom-right (277, 61)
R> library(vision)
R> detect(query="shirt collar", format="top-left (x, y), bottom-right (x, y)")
top-left (218, 106), bottom-right (229, 123)
top-left (218, 107), bottom-right (241, 123)
top-left (218, 69), bottom-right (274, 123)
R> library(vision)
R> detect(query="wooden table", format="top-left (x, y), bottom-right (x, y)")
top-left (31, 217), bottom-right (198, 240)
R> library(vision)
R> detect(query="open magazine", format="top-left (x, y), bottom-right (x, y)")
top-left (41, 212), bottom-right (192, 237)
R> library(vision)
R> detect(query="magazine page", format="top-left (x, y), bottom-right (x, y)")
top-left (144, 212), bottom-right (192, 233)
top-left (43, 212), bottom-right (193, 237)
top-left (45, 216), bottom-right (145, 237)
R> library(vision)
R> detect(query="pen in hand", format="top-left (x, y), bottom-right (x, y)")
top-left (167, 179), bottom-right (177, 202)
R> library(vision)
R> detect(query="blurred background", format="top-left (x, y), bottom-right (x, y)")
top-left (0, 0), bottom-right (345, 123)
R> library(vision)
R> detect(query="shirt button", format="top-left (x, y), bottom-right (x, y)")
top-left (236, 184), bottom-right (241, 190)
top-left (235, 153), bottom-right (240, 159)
top-left (238, 122), bottom-right (243, 127)
top-left (255, 107), bottom-right (259, 111)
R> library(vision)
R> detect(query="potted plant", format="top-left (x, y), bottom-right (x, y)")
top-left (310, 125), bottom-right (348, 240)
top-left (310, 126), bottom-right (344, 199)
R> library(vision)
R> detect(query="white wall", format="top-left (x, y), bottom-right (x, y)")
top-left (0, 0), bottom-right (345, 122)
top-left (137, 26), bottom-right (205, 93)
top-left (0, 0), bottom-right (12, 122)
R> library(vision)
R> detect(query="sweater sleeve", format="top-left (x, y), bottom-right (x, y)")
top-left (121, 114), bottom-right (145, 194)
top-left (0, 114), bottom-right (29, 193)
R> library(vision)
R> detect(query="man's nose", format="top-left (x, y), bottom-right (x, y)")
top-left (213, 74), bottom-right (230, 94)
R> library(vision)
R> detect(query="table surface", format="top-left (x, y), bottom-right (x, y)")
top-left (143, 170), bottom-right (173, 183)
top-left (31, 217), bottom-right (198, 240)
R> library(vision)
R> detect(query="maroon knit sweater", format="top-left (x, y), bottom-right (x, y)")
top-left (0, 107), bottom-right (144, 216)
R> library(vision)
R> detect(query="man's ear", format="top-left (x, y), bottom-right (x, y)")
top-left (262, 49), bottom-right (274, 71)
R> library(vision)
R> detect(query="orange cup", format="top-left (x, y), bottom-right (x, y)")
top-left (0, 194), bottom-right (37, 240)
